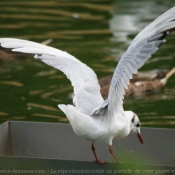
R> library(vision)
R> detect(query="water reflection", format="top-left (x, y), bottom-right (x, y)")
top-left (0, 80), bottom-right (24, 86)
top-left (32, 113), bottom-right (68, 122)
top-left (0, 0), bottom-right (174, 128)
top-left (109, 15), bottom-right (138, 41)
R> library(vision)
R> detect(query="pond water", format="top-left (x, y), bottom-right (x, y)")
top-left (0, 0), bottom-right (175, 128)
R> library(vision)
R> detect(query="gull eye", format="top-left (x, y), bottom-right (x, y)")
top-left (136, 123), bottom-right (140, 127)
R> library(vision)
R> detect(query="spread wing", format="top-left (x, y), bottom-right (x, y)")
top-left (92, 6), bottom-right (175, 117)
top-left (0, 38), bottom-right (104, 114)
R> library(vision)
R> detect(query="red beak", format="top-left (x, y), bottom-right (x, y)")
top-left (137, 130), bottom-right (143, 144)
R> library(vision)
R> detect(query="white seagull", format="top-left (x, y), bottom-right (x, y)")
top-left (0, 7), bottom-right (175, 164)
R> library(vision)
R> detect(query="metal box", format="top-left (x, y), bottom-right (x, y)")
top-left (0, 121), bottom-right (174, 174)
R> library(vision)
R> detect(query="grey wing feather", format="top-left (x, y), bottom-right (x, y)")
top-left (0, 38), bottom-right (104, 115)
top-left (92, 6), bottom-right (175, 117)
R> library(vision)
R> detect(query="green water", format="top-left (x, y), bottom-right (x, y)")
top-left (0, 0), bottom-right (175, 128)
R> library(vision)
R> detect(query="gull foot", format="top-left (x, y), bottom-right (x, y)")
top-left (94, 159), bottom-right (107, 164)
top-left (115, 160), bottom-right (123, 164)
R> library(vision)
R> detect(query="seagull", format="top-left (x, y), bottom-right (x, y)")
top-left (0, 6), bottom-right (175, 164)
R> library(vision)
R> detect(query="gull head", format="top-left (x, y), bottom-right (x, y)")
top-left (126, 111), bottom-right (143, 144)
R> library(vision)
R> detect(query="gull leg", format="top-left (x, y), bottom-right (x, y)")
top-left (109, 145), bottom-right (122, 164)
top-left (91, 143), bottom-right (106, 164)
